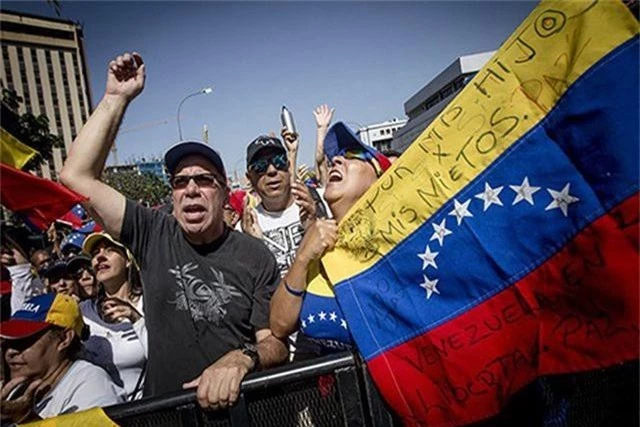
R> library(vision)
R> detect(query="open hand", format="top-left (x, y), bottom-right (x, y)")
top-left (241, 198), bottom-right (263, 239)
top-left (313, 104), bottom-right (335, 129)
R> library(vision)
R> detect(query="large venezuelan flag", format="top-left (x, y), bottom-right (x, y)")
top-left (322, 1), bottom-right (639, 426)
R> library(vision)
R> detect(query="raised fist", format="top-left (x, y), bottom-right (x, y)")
top-left (105, 52), bottom-right (145, 102)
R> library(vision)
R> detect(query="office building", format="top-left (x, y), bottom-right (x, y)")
top-left (392, 51), bottom-right (494, 153)
top-left (356, 118), bottom-right (407, 153)
top-left (0, 9), bottom-right (92, 179)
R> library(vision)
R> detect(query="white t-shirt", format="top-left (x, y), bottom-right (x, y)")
top-left (35, 359), bottom-right (125, 418)
top-left (237, 189), bottom-right (330, 275)
top-left (8, 263), bottom-right (44, 314)
top-left (80, 298), bottom-right (147, 400)
top-left (252, 202), bottom-right (304, 275)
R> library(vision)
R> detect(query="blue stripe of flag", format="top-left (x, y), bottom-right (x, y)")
top-left (335, 36), bottom-right (639, 361)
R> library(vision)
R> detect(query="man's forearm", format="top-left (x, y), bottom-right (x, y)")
top-left (61, 95), bottom-right (129, 188)
top-left (315, 126), bottom-right (329, 186)
top-left (270, 254), bottom-right (311, 340)
top-left (288, 147), bottom-right (298, 182)
top-left (315, 126), bottom-right (328, 164)
top-left (256, 334), bottom-right (289, 369)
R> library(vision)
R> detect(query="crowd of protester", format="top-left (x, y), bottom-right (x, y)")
top-left (0, 51), bottom-right (396, 424)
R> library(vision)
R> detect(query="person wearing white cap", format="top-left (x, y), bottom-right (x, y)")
top-left (60, 52), bottom-right (287, 409)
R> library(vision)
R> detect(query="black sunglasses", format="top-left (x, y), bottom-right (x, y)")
top-left (171, 173), bottom-right (221, 190)
top-left (249, 153), bottom-right (288, 175)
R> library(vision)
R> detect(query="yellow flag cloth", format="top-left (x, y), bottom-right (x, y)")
top-left (0, 128), bottom-right (38, 170)
top-left (20, 408), bottom-right (119, 427)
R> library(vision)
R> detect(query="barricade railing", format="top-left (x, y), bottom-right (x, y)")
top-left (104, 351), bottom-right (399, 427)
top-left (102, 353), bottom-right (639, 427)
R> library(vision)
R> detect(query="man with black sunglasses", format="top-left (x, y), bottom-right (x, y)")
top-left (242, 133), bottom-right (326, 359)
top-left (243, 135), bottom-right (320, 275)
top-left (60, 52), bottom-right (288, 410)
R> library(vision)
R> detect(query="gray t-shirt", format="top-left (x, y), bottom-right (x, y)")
top-left (120, 200), bottom-right (280, 397)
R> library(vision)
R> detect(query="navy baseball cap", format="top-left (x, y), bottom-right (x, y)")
top-left (164, 140), bottom-right (226, 177)
top-left (246, 135), bottom-right (287, 167)
top-left (41, 259), bottom-right (68, 279)
top-left (324, 122), bottom-right (391, 174)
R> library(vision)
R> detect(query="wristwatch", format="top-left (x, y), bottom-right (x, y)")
top-left (241, 343), bottom-right (260, 372)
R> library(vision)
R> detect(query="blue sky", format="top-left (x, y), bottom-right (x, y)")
top-left (4, 1), bottom-right (536, 178)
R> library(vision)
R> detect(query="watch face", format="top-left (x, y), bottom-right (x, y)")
top-left (242, 344), bottom-right (260, 370)
top-left (243, 343), bottom-right (257, 353)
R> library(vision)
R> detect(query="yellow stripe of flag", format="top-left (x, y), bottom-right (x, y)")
top-left (0, 128), bottom-right (38, 170)
top-left (322, 0), bottom-right (639, 284)
top-left (20, 407), bottom-right (119, 426)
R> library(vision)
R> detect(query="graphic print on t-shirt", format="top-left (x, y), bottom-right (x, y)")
top-left (261, 222), bottom-right (303, 275)
top-left (168, 263), bottom-right (241, 324)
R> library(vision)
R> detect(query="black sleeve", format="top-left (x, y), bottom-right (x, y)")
top-left (120, 199), bottom-right (172, 270)
top-left (250, 244), bottom-right (281, 331)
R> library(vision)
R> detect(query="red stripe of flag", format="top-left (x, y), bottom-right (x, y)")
top-left (0, 163), bottom-right (86, 230)
top-left (369, 193), bottom-right (639, 427)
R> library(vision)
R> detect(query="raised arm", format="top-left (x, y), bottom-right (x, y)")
top-left (270, 219), bottom-right (337, 339)
top-left (281, 128), bottom-right (299, 185)
top-left (312, 105), bottom-right (334, 188)
top-left (60, 52), bottom-right (145, 239)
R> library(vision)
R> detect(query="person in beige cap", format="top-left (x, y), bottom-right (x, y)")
top-left (80, 232), bottom-right (147, 401)
top-left (0, 293), bottom-right (124, 423)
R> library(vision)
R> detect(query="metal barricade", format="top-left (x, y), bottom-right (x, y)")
top-left (104, 353), bottom-right (638, 427)
top-left (105, 352), bottom-right (398, 427)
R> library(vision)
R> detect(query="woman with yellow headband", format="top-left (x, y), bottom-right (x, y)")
top-left (270, 122), bottom-right (391, 359)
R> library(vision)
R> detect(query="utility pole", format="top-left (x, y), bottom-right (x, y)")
top-left (203, 124), bottom-right (209, 144)
top-left (110, 142), bottom-right (119, 165)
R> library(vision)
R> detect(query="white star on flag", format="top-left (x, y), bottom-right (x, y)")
top-left (307, 314), bottom-right (315, 323)
top-left (340, 319), bottom-right (348, 329)
top-left (430, 219), bottom-right (452, 246)
top-left (318, 311), bottom-right (327, 321)
top-left (417, 244), bottom-right (439, 270)
top-left (329, 312), bottom-right (337, 322)
top-left (419, 275), bottom-right (440, 300)
top-left (301, 320), bottom-right (307, 328)
top-left (510, 177), bottom-right (540, 205)
top-left (545, 183), bottom-right (580, 217)
top-left (449, 199), bottom-right (473, 225)
top-left (475, 182), bottom-right (504, 211)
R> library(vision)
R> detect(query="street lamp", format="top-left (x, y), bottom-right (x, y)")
top-left (177, 87), bottom-right (213, 140)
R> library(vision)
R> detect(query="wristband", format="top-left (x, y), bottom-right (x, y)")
top-left (284, 279), bottom-right (305, 297)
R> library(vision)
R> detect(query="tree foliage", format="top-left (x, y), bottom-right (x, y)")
top-left (103, 169), bottom-right (171, 207)
top-left (1, 88), bottom-right (63, 171)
